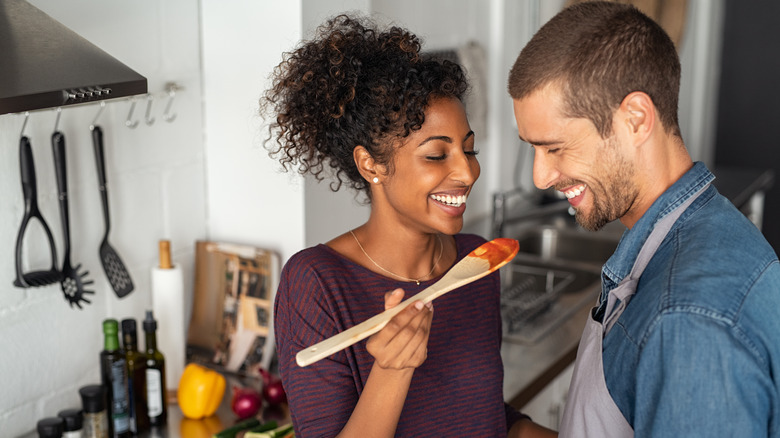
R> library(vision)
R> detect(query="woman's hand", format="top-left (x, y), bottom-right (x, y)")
top-left (366, 288), bottom-right (433, 370)
top-left (337, 289), bottom-right (432, 437)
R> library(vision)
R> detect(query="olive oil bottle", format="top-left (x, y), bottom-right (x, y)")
top-left (100, 319), bottom-right (132, 438)
top-left (143, 310), bottom-right (168, 426)
top-left (121, 318), bottom-right (150, 434)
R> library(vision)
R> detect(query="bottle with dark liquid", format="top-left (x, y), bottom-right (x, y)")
top-left (100, 319), bottom-right (131, 438)
top-left (122, 318), bottom-right (150, 434)
top-left (143, 310), bottom-right (168, 426)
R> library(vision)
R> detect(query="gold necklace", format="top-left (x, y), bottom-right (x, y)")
top-left (350, 230), bottom-right (443, 285)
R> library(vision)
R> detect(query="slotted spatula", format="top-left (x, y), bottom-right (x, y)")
top-left (91, 125), bottom-right (134, 298)
top-left (52, 131), bottom-right (94, 308)
top-left (296, 237), bottom-right (520, 367)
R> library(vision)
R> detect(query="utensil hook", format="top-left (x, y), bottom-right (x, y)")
top-left (54, 107), bottom-right (63, 132)
top-left (20, 112), bottom-right (30, 137)
top-left (163, 83), bottom-right (178, 122)
top-left (144, 94), bottom-right (156, 126)
top-left (90, 101), bottom-right (106, 130)
top-left (125, 98), bottom-right (139, 129)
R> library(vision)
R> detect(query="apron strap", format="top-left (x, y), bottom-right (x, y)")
top-left (603, 183), bottom-right (711, 335)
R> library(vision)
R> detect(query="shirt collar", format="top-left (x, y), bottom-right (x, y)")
top-left (601, 161), bottom-right (715, 289)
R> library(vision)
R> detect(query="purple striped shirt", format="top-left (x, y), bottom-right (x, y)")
top-left (274, 233), bottom-right (523, 437)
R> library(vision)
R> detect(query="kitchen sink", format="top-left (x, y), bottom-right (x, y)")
top-left (516, 225), bottom-right (619, 268)
top-left (500, 221), bottom-right (621, 344)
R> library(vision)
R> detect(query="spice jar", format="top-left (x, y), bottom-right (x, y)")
top-left (79, 385), bottom-right (109, 438)
top-left (36, 417), bottom-right (64, 438)
top-left (58, 409), bottom-right (84, 438)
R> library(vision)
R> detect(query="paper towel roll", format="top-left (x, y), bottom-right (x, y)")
top-left (151, 263), bottom-right (185, 391)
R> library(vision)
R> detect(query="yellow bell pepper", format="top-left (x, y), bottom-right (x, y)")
top-left (177, 363), bottom-right (227, 419)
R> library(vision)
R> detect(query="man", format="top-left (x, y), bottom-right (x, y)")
top-left (508, 2), bottom-right (780, 437)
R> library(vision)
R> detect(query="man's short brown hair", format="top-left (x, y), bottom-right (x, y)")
top-left (508, 1), bottom-right (681, 138)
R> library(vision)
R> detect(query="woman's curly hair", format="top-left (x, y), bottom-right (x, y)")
top-left (261, 14), bottom-right (468, 196)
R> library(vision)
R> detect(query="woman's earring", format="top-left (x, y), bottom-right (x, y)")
top-left (372, 177), bottom-right (379, 184)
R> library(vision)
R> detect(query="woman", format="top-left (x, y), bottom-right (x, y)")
top-left (263, 14), bottom-right (550, 438)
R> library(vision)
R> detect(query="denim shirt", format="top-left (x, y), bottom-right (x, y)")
top-left (599, 162), bottom-right (780, 437)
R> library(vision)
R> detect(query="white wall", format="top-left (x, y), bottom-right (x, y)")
top-left (0, 1), bottom-right (207, 434)
top-left (200, 1), bottom-right (305, 260)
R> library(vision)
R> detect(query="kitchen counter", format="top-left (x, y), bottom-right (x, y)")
top-left (501, 292), bottom-right (591, 408)
top-left (128, 374), bottom-right (291, 438)
top-left (21, 389), bottom-right (289, 438)
top-left (134, 393), bottom-right (290, 438)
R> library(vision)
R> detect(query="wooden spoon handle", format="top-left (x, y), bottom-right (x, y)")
top-left (295, 282), bottom-right (447, 367)
top-left (295, 238), bottom-right (519, 367)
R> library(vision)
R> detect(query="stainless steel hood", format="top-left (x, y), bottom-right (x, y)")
top-left (0, 0), bottom-right (147, 115)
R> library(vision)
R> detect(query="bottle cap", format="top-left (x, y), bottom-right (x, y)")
top-left (102, 318), bottom-right (118, 335)
top-left (143, 310), bottom-right (157, 332)
top-left (121, 318), bottom-right (137, 334)
top-left (36, 417), bottom-right (64, 437)
top-left (57, 409), bottom-right (83, 431)
top-left (78, 385), bottom-right (106, 413)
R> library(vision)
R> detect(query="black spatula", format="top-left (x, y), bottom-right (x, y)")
top-left (91, 125), bottom-right (134, 297)
top-left (52, 131), bottom-right (94, 308)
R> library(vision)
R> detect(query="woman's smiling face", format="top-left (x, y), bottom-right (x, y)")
top-left (377, 96), bottom-right (480, 236)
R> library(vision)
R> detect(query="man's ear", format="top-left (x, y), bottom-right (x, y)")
top-left (353, 145), bottom-right (385, 184)
top-left (619, 91), bottom-right (655, 145)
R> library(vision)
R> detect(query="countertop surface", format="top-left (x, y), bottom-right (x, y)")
top-left (137, 384), bottom-right (290, 438)
top-left (501, 292), bottom-right (592, 408)
top-left (124, 392), bottom-right (288, 438)
top-left (23, 391), bottom-right (289, 438)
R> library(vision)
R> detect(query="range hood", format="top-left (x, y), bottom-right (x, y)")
top-left (0, 0), bottom-right (147, 115)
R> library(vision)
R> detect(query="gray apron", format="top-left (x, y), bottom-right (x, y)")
top-left (558, 184), bottom-right (709, 437)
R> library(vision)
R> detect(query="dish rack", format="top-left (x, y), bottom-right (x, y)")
top-left (500, 265), bottom-right (575, 339)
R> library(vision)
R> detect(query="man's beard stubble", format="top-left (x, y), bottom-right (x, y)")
top-left (572, 138), bottom-right (638, 232)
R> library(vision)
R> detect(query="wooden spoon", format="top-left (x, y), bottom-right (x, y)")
top-left (296, 237), bottom-right (520, 367)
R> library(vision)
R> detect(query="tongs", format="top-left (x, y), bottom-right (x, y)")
top-left (13, 135), bottom-right (61, 288)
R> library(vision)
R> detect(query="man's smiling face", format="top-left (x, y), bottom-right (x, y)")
top-left (512, 83), bottom-right (638, 231)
